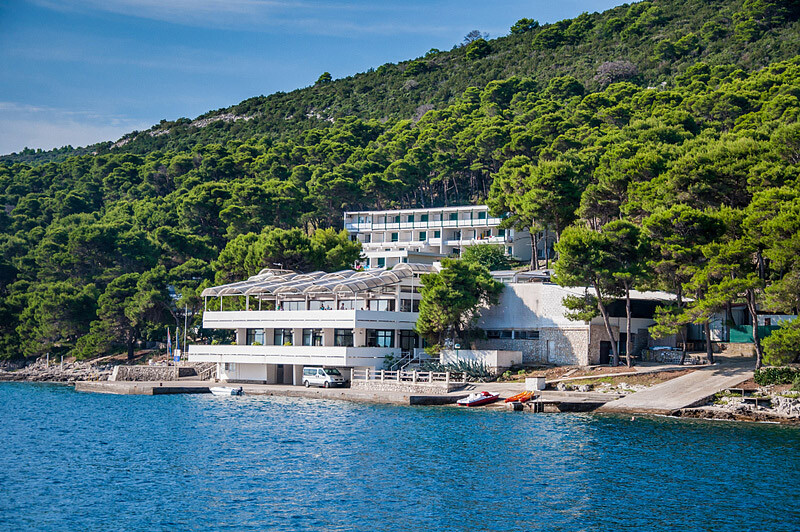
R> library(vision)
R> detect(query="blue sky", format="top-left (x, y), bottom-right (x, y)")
top-left (0, 0), bottom-right (626, 155)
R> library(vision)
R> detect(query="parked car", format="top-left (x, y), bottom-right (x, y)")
top-left (302, 367), bottom-right (345, 388)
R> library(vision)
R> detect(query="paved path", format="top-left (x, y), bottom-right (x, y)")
top-left (597, 363), bottom-right (753, 415)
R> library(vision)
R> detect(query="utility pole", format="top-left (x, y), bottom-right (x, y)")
top-left (183, 303), bottom-right (188, 361)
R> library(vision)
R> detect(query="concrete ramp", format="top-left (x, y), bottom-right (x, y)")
top-left (597, 364), bottom-right (753, 415)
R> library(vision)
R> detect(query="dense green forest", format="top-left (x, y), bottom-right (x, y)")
top-left (1, 0), bottom-right (799, 364)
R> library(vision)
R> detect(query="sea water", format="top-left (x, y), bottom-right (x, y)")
top-left (1, 382), bottom-right (798, 531)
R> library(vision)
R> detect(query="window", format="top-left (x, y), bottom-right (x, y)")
top-left (407, 214), bottom-right (414, 223)
top-left (274, 328), bottom-right (293, 346)
top-left (498, 228), bottom-right (506, 238)
top-left (394, 215), bottom-right (400, 223)
top-left (420, 214), bottom-right (429, 223)
top-left (507, 246), bottom-right (513, 255)
top-left (391, 233), bottom-right (399, 242)
top-left (453, 230), bottom-right (461, 240)
top-left (400, 299), bottom-right (420, 312)
top-left (302, 328), bottom-right (323, 346)
top-left (515, 330), bottom-right (540, 340)
top-left (419, 231), bottom-right (427, 241)
top-left (486, 330), bottom-right (512, 339)
top-left (401, 285), bottom-right (420, 294)
top-left (279, 300), bottom-right (304, 311)
top-left (246, 329), bottom-right (264, 345)
top-left (377, 257), bottom-right (385, 268)
top-left (433, 230), bottom-right (441, 238)
top-left (334, 329), bottom-right (354, 347)
top-left (368, 299), bottom-right (395, 311)
top-left (478, 212), bottom-right (487, 220)
top-left (367, 329), bottom-right (395, 348)
top-left (449, 212), bottom-right (458, 221)
top-left (224, 362), bottom-right (235, 371)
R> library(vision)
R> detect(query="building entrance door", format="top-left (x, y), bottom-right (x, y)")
top-left (599, 342), bottom-right (611, 365)
top-left (277, 364), bottom-right (284, 383)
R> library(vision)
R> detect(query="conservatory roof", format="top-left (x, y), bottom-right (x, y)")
top-left (200, 263), bottom-right (436, 298)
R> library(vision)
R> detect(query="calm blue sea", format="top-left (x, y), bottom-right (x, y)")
top-left (1, 382), bottom-right (798, 531)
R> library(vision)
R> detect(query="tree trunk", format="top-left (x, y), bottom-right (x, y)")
top-left (746, 289), bottom-right (763, 369)
top-left (531, 226), bottom-right (540, 270)
top-left (625, 287), bottom-right (633, 368)
top-left (594, 284), bottom-right (619, 366)
top-left (127, 339), bottom-right (135, 361)
top-left (545, 227), bottom-right (551, 270)
top-left (704, 320), bottom-right (714, 364)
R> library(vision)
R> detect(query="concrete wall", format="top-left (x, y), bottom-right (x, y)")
top-left (478, 283), bottom-right (588, 330)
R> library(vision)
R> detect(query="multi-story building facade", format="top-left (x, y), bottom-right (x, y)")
top-left (189, 264), bottom-right (429, 384)
top-left (343, 205), bottom-right (533, 269)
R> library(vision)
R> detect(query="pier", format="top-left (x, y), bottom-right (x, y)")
top-left (74, 379), bottom-right (624, 409)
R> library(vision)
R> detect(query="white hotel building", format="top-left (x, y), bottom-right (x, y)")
top-left (343, 205), bottom-right (533, 269)
top-left (189, 264), bottom-right (430, 384)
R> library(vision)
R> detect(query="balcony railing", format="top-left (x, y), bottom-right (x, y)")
top-left (345, 217), bottom-right (504, 232)
top-left (202, 309), bottom-right (419, 330)
top-left (188, 344), bottom-right (397, 365)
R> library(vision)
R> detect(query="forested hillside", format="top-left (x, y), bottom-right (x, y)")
top-left (3, 0), bottom-right (799, 164)
top-left (1, 0), bottom-right (799, 362)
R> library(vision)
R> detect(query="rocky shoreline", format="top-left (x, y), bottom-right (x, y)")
top-left (0, 359), bottom-right (113, 383)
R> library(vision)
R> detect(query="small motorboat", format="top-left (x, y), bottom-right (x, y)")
top-left (209, 386), bottom-right (244, 396)
top-left (457, 391), bottom-right (500, 407)
top-left (504, 391), bottom-right (535, 403)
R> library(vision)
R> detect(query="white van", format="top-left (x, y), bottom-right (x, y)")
top-left (302, 367), bottom-right (346, 388)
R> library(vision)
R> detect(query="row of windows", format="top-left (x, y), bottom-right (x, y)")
top-left (362, 212), bottom-right (489, 224)
top-left (486, 330), bottom-right (540, 340)
top-left (247, 328), bottom-right (421, 348)
top-left (375, 228), bottom-right (507, 244)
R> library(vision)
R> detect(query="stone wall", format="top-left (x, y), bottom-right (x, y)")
top-left (718, 343), bottom-right (757, 357)
top-left (350, 380), bottom-right (459, 394)
top-left (110, 365), bottom-right (196, 382)
top-left (475, 327), bottom-right (590, 366)
top-left (474, 339), bottom-right (539, 363)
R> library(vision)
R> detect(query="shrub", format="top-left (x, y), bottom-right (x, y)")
top-left (594, 60), bottom-right (639, 87)
top-left (754, 366), bottom-right (800, 386)
top-left (793, 374), bottom-right (800, 392)
top-left (763, 317), bottom-right (800, 365)
top-left (466, 39), bottom-right (491, 61)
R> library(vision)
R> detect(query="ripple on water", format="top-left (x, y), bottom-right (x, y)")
top-left (0, 382), bottom-right (798, 532)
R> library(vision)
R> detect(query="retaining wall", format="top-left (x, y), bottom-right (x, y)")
top-left (350, 380), bottom-right (460, 394)
top-left (110, 365), bottom-right (196, 382)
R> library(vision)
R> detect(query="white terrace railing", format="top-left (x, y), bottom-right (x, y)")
top-left (352, 368), bottom-right (465, 385)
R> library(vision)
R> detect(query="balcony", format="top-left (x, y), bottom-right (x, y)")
top-left (202, 309), bottom-right (419, 330)
top-left (188, 344), bottom-right (397, 367)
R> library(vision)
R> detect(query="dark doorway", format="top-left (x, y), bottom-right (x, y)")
top-left (277, 364), bottom-right (284, 383)
top-left (600, 342), bottom-right (611, 365)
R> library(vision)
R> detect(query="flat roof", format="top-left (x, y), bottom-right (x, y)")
top-left (345, 205), bottom-right (492, 216)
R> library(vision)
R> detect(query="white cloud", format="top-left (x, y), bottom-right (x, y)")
top-left (0, 102), bottom-right (149, 155)
top-left (28, 0), bottom-right (449, 36)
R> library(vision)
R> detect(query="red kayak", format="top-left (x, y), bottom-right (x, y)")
top-left (457, 391), bottom-right (501, 407)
